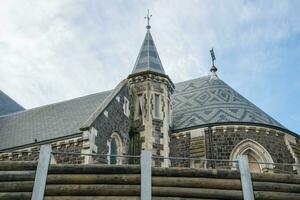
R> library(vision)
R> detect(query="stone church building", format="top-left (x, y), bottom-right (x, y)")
top-left (0, 24), bottom-right (299, 174)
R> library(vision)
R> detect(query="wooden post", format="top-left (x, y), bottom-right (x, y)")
top-left (238, 155), bottom-right (254, 200)
top-left (31, 144), bottom-right (52, 200)
top-left (141, 150), bottom-right (152, 200)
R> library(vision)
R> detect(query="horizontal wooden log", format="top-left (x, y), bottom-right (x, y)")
top-left (48, 164), bottom-right (140, 174)
top-left (153, 177), bottom-right (300, 193)
top-left (0, 171), bottom-right (35, 181)
top-left (152, 167), bottom-right (240, 179)
top-left (0, 161), bottom-right (37, 171)
top-left (154, 167), bottom-right (300, 184)
top-left (153, 198), bottom-right (220, 200)
top-left (1, 178), bottom-right (299, 194)
top-left (152, 177), bottom-right (241, 190)
top-left (0, 181), bottom-right (33, 192)
top-left (253, 181), bottom-right (300, 193)
top-left (46, 175), bottom-right (239, 189)
top-left (254, 190), bottom-right (300, 200)
top-left (44, 184), bottom-right (140, 196)
top-left (252, 172), bottom-right (300, 184)
top-left (44, 197), bottom-right (220, 200)
top-left (45, 174), bottom-right (300, 193)
top-left (46, 174), bottom-right (140, 184)
top-left (44, 197), bottom-right (140, 200)
top-left (0, 192), bottom-right (31, 200)
top-left (155, 178), bottom-right (300, 193)
top-left (152, 186), bottom-right (243, 200)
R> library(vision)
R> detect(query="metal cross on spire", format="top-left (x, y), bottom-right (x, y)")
top-left (210, 48), bottom-right (218, 73)
top-left (145, 9), bottom-right (152, 29)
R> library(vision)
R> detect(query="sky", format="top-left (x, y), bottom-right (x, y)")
top-left (0, 0), bottom-right (299, 134)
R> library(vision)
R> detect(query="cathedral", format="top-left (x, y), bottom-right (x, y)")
top-left (0, 21), bottom-right (299, 174)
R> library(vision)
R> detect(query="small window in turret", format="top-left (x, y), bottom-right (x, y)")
top-left (138, 94), bottom-right (143, 117)
top-left (134, 94), bottom-right (143, 119)
top-left (154, 94), bottom-right (160, 118)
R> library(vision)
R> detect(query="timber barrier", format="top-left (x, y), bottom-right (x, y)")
top-left (0, 145), bottom-right (300, 200)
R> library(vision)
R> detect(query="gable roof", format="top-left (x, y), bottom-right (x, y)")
top-left (172, 75), bottom-right (286, 131)
top-left (0, 80), bottom-right (128, 150)
top-left (0, 90), bottom-right (111, 150)
top-left (131, 30), bottom-right (165, 75)
top-left (0, 90), bottom-right (24, 116)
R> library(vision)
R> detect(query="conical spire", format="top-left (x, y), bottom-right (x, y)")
top-left (131, 30), bottom-right (165, 75)
top-left (131, 11), bottom-right (165, 75)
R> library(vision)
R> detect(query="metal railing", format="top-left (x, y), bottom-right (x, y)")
top-left (51, 151), bottom-right (141, 165)
top-left (1, 146), bottom-right (300, 200)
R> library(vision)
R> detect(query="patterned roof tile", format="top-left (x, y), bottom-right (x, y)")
top-left (173, 76), bottom-right (285, 130)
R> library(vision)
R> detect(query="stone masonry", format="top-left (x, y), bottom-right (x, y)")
top-left (205, 126), bottom-right (295, 172)
top-left (92, 84), bottom-right (130, 163)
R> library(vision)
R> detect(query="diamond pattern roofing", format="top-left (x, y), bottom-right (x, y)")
top-left (172, 75), bottom-right (285, 131)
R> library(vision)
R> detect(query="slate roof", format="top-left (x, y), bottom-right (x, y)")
top-left (172, 75), bottom-right (285, 131)
top-left (131, 30), bottom-right (165, 75)
top-left (0, 90), bottom-right (111, 150)
top-left (0, 90), bottom-right (24, 116)
top-left (0, 74), bottom-right (291, 150)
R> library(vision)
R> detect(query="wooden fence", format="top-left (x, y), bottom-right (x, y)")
top-left (0, 146), bottom-right (300, 200)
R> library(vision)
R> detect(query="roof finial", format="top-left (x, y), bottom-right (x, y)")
top-left (144, 9), bottom-right (152, 29)
top-left (210, 48), bottom-right (218, 73)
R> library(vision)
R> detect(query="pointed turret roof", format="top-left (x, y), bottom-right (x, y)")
top-left (0, 90), bottom-right (24, 116)
top-left (131, 29), bottom-right (165, 75)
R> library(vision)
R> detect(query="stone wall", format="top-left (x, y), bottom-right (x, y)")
top-left (170, 132), bottom-right (191, 167)
top-left (205, 126), bottom-right (295, 172)
top-left (170, 125), bottom-right (296, 173)
top-left (92, 84), bottom-right (130, 163)
top-left (0, 136), bottom-right (84, 164)
top-left (286, 134), bottom-right (300, 173)
top-left (52, 138), bottom-right (84, 164)
top-left (170, 128), bottom-right (206, 168)
top-left (152, 119), bottom-right (164, 166)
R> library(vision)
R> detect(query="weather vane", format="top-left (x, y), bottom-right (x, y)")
top-left (210, 48), bottom-right (218, 73)
top-left (145, 9), bottom-right (152, 29)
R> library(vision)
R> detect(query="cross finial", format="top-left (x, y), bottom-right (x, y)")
top-left (144, 9), bottom-right (152, 29)
top-left (210, 48), bottom-right (218, 73)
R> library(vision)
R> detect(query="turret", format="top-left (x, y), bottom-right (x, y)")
top-left (128, 11), bottom-right (174, 166)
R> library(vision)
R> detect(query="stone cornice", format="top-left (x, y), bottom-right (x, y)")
top-left (128, 70), bottom-right (175, 93)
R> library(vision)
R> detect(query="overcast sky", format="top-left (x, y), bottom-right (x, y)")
top-left (0, 0), bottom-right (299, 133)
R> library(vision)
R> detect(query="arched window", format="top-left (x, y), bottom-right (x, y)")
top-left (230, 139), bottom-right (274, 173)
top-left (108, 132), bottom-right (123, 165)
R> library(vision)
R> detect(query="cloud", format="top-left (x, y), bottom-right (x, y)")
top-left (0, 0), bottom-right (299, 132)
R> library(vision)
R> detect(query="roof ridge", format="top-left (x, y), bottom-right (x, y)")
top-left (80, 79), bottom-right (128, 130)
top-left (174, 75), bottom-right (211, 85)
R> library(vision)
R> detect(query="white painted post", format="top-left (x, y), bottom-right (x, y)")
top-left (31, 144), bottom-right (52, 200)
top-left (238, 155), bottom-right (255, 200)
top-left (141, 150), bottom-right (152, 200)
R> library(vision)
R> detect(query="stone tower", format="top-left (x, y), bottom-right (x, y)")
top-left (128, 24), bottom-right (174, 166)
